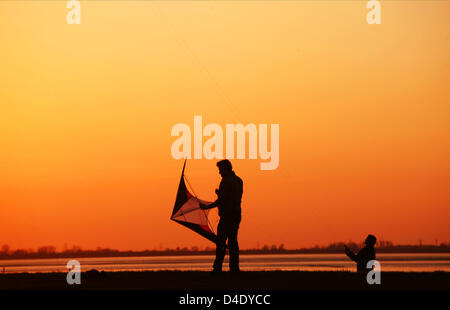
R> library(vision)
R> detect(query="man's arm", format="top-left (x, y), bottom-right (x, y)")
top-left (344, 246), bottom-right (358, 262)
top-left (214, 178), bottom-right (232, 208)
top-left (200, 201), bottom-right (217, 210)
top-left (200, 178), bottom-right (231, 210)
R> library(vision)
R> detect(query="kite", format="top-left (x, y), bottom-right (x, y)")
top-left (170, 160), bottom-right (220, 244)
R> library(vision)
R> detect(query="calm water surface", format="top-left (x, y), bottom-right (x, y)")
top-left (0, 253), bottom-right (449, 273)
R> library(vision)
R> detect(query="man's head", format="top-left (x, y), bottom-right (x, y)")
top-left (365, 234), bottom-right (377, 246)
top-left (217, 160), bottom-right (233, 177)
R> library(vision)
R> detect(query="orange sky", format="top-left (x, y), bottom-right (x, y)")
top-left (1, 2), bottom-right (449, 251)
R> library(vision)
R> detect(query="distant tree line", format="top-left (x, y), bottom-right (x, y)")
top-left (1, 241), bottom-right (449, 260)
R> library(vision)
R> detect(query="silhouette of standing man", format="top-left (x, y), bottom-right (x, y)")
top-left (201, 160), bottom-right (243, 273)
top-left (344, 234), bottom-right (377, 274)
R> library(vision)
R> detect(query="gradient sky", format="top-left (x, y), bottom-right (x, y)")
top-left (1, 1), bottom-right (449, 251)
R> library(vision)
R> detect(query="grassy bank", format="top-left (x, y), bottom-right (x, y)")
top-left (0, 271), bottom-right (449, 290)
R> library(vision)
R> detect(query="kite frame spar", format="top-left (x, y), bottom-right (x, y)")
top-left (170, 160), bottom-right (219, 244)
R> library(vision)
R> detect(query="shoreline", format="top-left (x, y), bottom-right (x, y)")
top-left (1, 251), bottom-right (450, 261)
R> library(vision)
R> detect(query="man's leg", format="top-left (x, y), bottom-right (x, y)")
top-left (213, 219), bottom-right (226, 272)
top-left (228, 218), bottom-right (240, 272)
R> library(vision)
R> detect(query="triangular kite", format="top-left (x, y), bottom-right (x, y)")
top-left (171, 160), bottom-right (219, 244)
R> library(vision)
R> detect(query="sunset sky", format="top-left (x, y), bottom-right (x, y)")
top-left (1, 1), bottom-right (449, 251)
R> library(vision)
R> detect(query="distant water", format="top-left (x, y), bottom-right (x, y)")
top-left (0, 253), bottom-right (449, 274)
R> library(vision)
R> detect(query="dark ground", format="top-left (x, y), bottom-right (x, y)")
top-left (0, 271), bottom-right (449, 290)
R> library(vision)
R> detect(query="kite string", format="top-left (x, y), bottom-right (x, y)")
top-left (184, 174), bottom-right (199, 199)
top-left (154, 4), bottom-right (244, 124)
